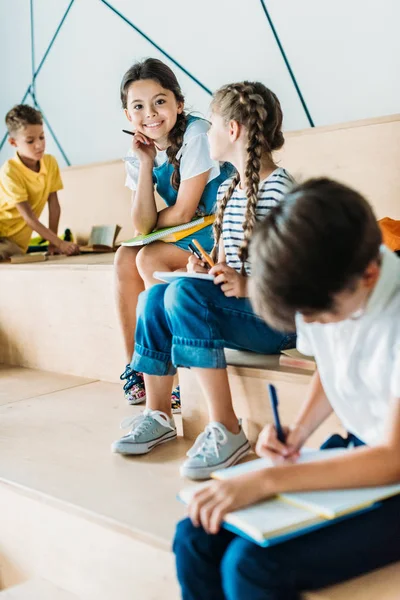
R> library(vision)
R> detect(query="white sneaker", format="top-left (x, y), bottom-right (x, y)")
top-left (180, 421), bottom-right (251, 480)
top-left (111, 409), bottom-right (177, 455)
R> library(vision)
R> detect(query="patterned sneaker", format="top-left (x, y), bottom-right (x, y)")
top-left (171, 385), bottom-right (181, 414)
top-left (111, 408), bottom-right (177, 455)
top-left (180, 421), bottom-right (251, 480)
top-left (120, 364), bottom-right (146, 405)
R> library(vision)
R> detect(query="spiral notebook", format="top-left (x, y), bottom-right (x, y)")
top-left (121, 215), bottom-right (214, 247)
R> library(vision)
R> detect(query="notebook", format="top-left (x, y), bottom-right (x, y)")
top-left (178, 449), bottom-right (400, 546)
top-left (121, 215), bottom-right (215, 247)
top-left (10, 252), bottom-right (47, 264)
top-left (153, 271), bottom-right (214, 283)
top-left (80, 225), bottom-right (121, 253)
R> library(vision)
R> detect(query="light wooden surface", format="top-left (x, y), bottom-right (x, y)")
top-left (180, 365), bottom-right (345, 447)
top-left (304, 562), bottom-right (400, 600)
top-left (0, 366), bottom-right (398, 599)
top-left (278, 114), bottom-right (400, 219)
top-left (0, 365), bottom-right (94, 406)
top-left (0, 579), bottom-right (80, 599)
top-left (0, 371), bottom-right (187, 547)
top-left (0, 482), bottom-right (179, 600)
top-left (0, 261), bottom-right (124, 382)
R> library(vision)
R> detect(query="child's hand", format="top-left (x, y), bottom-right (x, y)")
top-left (132, 132), bottom-right (157, 164)
top-left (47, 243), bottom-right (62, 256)
top-left (211, 263), bottom-right (247, 297)
top-left (59, 240), bottom-right (80, 256)
top-left (187, 254), bottom-right (209, 273)
top-left (189, 473), bottom-right (268, 534)
top-left (255, 423), bottom-right (307, 461)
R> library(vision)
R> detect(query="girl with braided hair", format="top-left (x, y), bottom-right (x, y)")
top-left (115, 58), bottom-right (232, 409)
top-left (112, 81), bottom-right (295, 479)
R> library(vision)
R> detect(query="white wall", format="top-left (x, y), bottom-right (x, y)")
top-left (0, 0), bottom-right (399, 167)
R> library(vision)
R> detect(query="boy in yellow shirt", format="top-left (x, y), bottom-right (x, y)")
top-left (0, 104), bottom-right (79, 260)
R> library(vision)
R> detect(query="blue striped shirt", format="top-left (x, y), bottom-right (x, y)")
top-left (219, 167), bottom-right (293, 274)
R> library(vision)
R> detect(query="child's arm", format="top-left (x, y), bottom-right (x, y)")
top-left (16, 201), bottom-right (79, 255)
top-left (256, 370), bottom-right (333, 458)
top-left (189, 381), bottom-right (400, 533)
top-left (47, 192), bottom-right (61, 254)
top-left (156, 170), bottom-right (211, 229)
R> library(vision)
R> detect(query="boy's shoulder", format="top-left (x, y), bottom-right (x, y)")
top-left (1, 153), bottom-right (59, 180)
top-left (0, 155), bottom-right (23, 182)
top-left (42, 153), bottom-right (60, 171)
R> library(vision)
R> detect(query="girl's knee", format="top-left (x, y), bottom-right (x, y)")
top-left (164, 278), bottom-right (203, 314)
top-left (137, 284), bottom-right (168, 319)
top-left (114, 245), bottom-right (140, 278)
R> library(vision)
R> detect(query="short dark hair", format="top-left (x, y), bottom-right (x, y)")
top-left (249, 178), bottom-right (382, 331)
top-left (5, 104), bottom-right (43, 135)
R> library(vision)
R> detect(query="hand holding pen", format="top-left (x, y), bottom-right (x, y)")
top-left (123, 129), bottom-right (156, 164)
top-left (255, 384), bottom-right (307, 460)
top-left (187, 240), bottom-right (214, 274)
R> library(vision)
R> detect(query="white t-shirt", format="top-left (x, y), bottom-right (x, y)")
top-left (296, 247), bottom-right (400, 446)
top-left (219, 167), bottom-right (293, 274)
top-left (124, 118), bottom-right (220, 191)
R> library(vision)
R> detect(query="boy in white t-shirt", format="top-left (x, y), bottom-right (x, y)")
top-left (174, 178), bottom-right (400, 599)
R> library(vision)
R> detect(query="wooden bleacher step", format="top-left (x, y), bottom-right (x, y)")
top-left (0, 255), bottom-right (124, 382)
top-left (0, 365), bottom-right (399, 599)
top-left (0, 579), bottom-right (80, 599)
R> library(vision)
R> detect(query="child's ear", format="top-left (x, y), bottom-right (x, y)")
top-left (8, 136), bottom-right (17, 148)
top-left (363, 260), bottom-right (381, 289)
top-left (228, 120), bottom-right (241, 142)
top-left (177, 102), bottom-right (184, 115)
top-left (124, 108), bottom-right (132, 122)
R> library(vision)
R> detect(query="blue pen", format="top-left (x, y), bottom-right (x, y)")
top-left (268, 384), bottom-right (286, 443)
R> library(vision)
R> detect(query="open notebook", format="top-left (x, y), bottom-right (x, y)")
top-left (80, 225), bottom-right (121, 253)
top-left (154, 271), bottom-right (214, 283)
top-left (179, 449), bottom-right (400, 547)
top-left (121, 215), bottom-right (214, 247)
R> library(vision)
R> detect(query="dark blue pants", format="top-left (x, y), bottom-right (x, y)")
top-left (173, 435), bottom-right (400, 599)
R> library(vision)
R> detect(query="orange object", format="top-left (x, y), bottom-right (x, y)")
top-left (378, 217), bottom-right (400, 252)
top-left (191, 239), bottom-right (215, 269)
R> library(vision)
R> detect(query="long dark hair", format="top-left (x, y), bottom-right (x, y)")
top-left (121, 58), bottom-right (187, 191)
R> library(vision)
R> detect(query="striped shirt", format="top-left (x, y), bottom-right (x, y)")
top-left (219, 167), bottom-right (293, 274)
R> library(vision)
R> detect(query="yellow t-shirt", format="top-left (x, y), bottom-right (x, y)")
top-left (0, 153), bottom-right (63, 251)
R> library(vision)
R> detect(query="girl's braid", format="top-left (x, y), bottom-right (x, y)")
top-left (166, 112), bottom-right (188, 191)
top-left (211, 172), bottom-right (240, 263)
top-left (236, 86), bottom-right (268, 273)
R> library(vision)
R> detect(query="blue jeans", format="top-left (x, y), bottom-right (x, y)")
top-left (173, 436), bottom-right (400, 600)
top-left (131, 279), bottom-right (295, 375)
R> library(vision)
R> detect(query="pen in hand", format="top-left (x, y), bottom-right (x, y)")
top-left (268, 383), bottom-right (286, 443)
top-left (191, 239), bottom-right (215, 269)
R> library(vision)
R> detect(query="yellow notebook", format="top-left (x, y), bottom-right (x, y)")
top-left (122, 215), bottom-right (215, 247)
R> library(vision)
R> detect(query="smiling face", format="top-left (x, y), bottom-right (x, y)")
top-left (9, 124), bottom-right (45, 163)
top-left (124, 79), bottom-right (183, 146)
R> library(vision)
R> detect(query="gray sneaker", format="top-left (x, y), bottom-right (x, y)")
top-left (180, 421), bottom-right (251, 480)
top-left (111, 408), bottom-right (177, 455)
